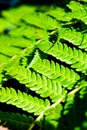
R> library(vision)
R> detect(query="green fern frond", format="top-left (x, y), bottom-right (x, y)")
top-left (0, 35), bottom-right (36, 49)
top-left (0, 1), bottom-right (87, 130)
top-left (0, 43), bottom-right (23, 57)
top-left (67, 1), bottom-right (87, 24)
top-left (47, 7), bottom-right (71, 22)
top-left (48, 1), bottom-right (87, 25)
top-left (0, 87), bottom-right (50, 115)
top-left (9, 25), bottom-right (49, 40)
top-left (28, 55), bottom-right (61, 79)
top-left (59, 28), bottom-right (83, 46)
top-left (2, 5), bottom-right (37, 24)
top-left (59, 28), bottom-right (87, 51)
top-left (0, 111), bottom-right (34, 130)
top-left (6, 63), bottom-right (78, 101)
top-left (6, 65), bottom-right (62, 102)
top-left (0, 36), bottom-right (36, 68)
top-left (22, 13), bottom-right (59, 30)
top-left (44, 42), bottom-right (87, 73)
top-left (27, 53), bottom-right (80, 84)
top-left (37, 40), bottom-right (53, 52)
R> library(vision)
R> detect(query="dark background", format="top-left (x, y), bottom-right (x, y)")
top-left (0, 0), bottom-right (71, 10)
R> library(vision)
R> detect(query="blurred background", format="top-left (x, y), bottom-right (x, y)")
top-left (0, 0), bottom-right (54, 7)
top-left (0, 0), bottom-right (54, 10)
top-left (0, 0), bottom-right (70, 10)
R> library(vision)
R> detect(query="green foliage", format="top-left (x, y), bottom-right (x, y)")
top-left (0, 111), bottom-right (34, 130)
top-left (0, 0), bottom-right (87, 130)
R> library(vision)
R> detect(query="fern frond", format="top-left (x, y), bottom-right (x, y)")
top-left (59, 28), bottom-right (82, 46)
top-left (0, 35), bottom-right (36, 49)
top-left (0, 44), bottom-right (23, 57)
top-left (47, 1), bottom-right (87, 25)
top-left (6, 65), bottom-right (62, 102)
top-left (0, 87), bottom-right (50, 115)
top-left (28, 55), bottom-right (60, 79)
top-left (44, 42), bottom-right (87, 73)
top-left (47, 7), bottom-right (71, 22)
top-left (0, 36), bottom-right (25, 58)
top-left (0, 36), bottom-right (36, 68)
top-left (27, 53), bottom-right (80, 83)
top-left (37, 40), bottom-right (53, 52)
top-left (6, 63), bottom-right (79, 102)
top-left (67, 1), bottom-right (87, 24)
top-left (22, 13), bottom-right (59, 30)
top-left (2, 5), bottom-right (37, 24)
top-left (59, 28), bottom-right (87, 51)
top-left (0, 111), bottom-right (34, 130)
top-left (9, 25), bottom-right (49, 40)
top-left (0, 2), bottom-right (87, 130)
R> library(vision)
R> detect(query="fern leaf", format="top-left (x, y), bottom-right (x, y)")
top-left (67, 1), bottom-right (87, 24)
top-left (80, 33), bottom-right (87, 50)
top-left (0, 44), bottom-right (23, 57)
top-left (6, 63), bottom-right (77, 101)
top-left (22, 13), bottom-right (59, 30)
top-left (9, 25), bottom-right (49, 40)
top-left (2, 5), bottom-right (37, 24)
top-left (0, 2), bottom-right (87, 129)
top-left (0, 87), bottom-right (50, 115)
top-left (27, 54), bottom-right (80, 85)
top-left (59, 28), bottom-right (82, 46)
top-left (6, 65), bottom-right (38, 87)
top-left (0, 35), bottom-right (36, 49)
top-left (0, 111), bottom-right (34, 130)
top-left (6, 65), bottom-right (62, 102)
top-left (59, 28), bottom-right (87, 51)
top-left (47, 7), bottom-right (71, 22)
top-left (0, 36), bottom-right (26, 57)
top-left (37, 40), bottom-right (53, 52)
top-left (28, 55), bottom-right (60, 79)
top-left (45, 42), bottom-right (87, 73)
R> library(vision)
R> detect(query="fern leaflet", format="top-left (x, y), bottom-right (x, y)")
top-left (59, 28), bottom-right (87, 51)
top-left (0, 87), bottom-right (50, 115)
top-left (22, 13), bottom-right (59, 30)
top-left (42, 42), bottom-right (87, 73)
top-left (0, 111), bottom-right (34, 130)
